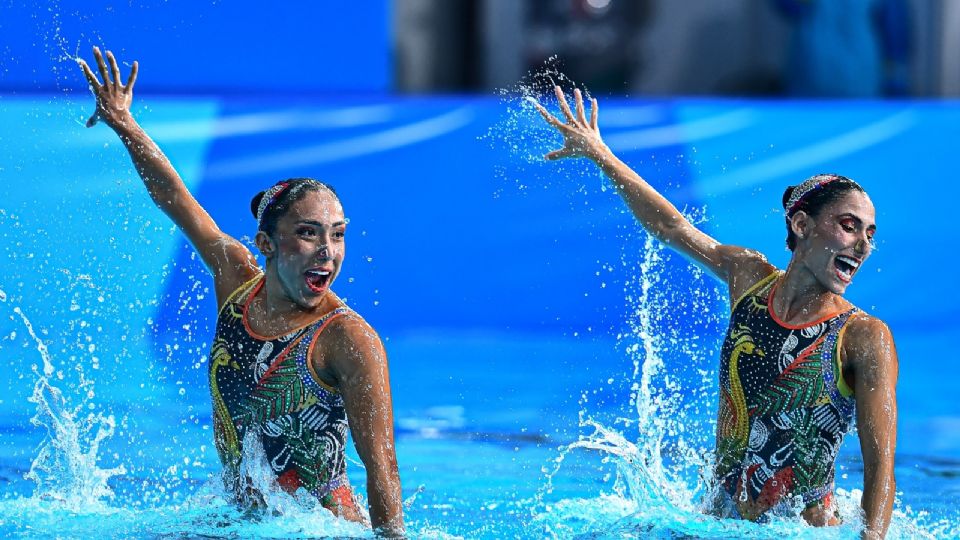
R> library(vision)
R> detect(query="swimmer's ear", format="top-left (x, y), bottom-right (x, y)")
top-left (789, 210), bottom-right (811, 240)
top-left (254, 231), bottom-right (276, 259)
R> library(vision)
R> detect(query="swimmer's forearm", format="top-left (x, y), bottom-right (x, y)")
top-left (367, 469), bottom-right (404, 537)
top-left (538, 89), bottom-right (733, 278)
top-left (108, 114), bottom-right (212, 228)
top-left (110, 114), bottom-right (184, 197)
top-left (589, 148), bottom-right (691, 245)
top-left (861, 468), bottom-right (894, 539)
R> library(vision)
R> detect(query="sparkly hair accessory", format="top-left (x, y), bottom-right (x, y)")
top-left (256, 181), bottom-right (291, 225)
top-left (784, 175), bottom-right (839, 217)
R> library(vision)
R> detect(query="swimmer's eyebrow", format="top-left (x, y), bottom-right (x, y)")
top-left (296, 219), bottom-right (348, 228)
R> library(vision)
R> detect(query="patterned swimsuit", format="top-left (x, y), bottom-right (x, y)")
top-left (209, 275), bottom-right (357, 511)
top-left (715, 271), bottom-right (858, 518)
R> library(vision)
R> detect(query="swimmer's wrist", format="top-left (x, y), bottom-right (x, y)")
top-left (104, 111), bottom-right (139, 134)
top-left (101, 110), bottom-right (137, 131)
top-left (586, 143), bottom-right (614, 165)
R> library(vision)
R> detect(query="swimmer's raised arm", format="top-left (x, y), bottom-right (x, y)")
top-left (535, 86), bottom-right (772, 291)
top-left (321, 315), bottom-right (404, 537)
top-left (844, 316), bottom-right (898, 539)
top-left (78, 47), bottom-right (258, 303)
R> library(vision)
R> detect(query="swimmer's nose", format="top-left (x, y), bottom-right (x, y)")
top-left (854, 236), bottom-right (869, 256)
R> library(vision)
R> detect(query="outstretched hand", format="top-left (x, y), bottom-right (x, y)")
top-left (533, 86), bottom-right (608, 161)
top-left (77, 46), bottom-right (138, 129)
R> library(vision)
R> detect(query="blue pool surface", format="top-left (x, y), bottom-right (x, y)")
top-left (1, 93), bottom-right (959, 538)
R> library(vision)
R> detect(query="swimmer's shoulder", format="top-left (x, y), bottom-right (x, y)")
top-left (840, 311), bottom-right (897, 365)
top-left (310, 305), bottom-right (387, 377)
top-left (321, 308), bottom-right (383, 352)
top-left (838, 310), bottom-right (898, 395)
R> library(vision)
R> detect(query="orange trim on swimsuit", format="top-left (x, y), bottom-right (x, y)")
top-left (766, 278), bottom-right (847, 330)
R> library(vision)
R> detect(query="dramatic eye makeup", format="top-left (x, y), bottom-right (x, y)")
top-left (839, 217), bottom-right (856, 232)
top-left (837, 214), bottom-right (877, 248)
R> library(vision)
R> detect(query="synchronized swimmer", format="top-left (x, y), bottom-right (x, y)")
top-left (535, 87), bottom-right (897, 539)
top-left (78, 47), bottom-right (405, 537)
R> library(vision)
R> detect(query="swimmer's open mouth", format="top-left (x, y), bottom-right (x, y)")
top-left (305, 268), bottom-right (332, 293)
top-left (834, 255), bottom-right (860, 283)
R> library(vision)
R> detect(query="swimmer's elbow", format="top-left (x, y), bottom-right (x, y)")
top-left (653, 216), bottom-right (684, 245)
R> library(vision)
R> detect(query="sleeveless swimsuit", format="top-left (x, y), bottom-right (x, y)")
top-left (715, 271), bottom-right (858, 518)
top-left (208, 274), bottom-right (358, 511)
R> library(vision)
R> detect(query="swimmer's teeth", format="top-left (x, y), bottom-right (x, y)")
top-left (834, 256), bottom-right (858, 280)
top-left (836, 256), bottom-right (860, 270)
top-left (304, 270), bottom-right (330, 291)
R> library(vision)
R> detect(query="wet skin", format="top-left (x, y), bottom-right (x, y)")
top-left (249, 190), bottom-right (348, 336)
top-left (780, 190), bottom-right (876, 307)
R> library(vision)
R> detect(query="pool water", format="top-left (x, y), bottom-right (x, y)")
top-left (2, 94), bottom-right (959, 538)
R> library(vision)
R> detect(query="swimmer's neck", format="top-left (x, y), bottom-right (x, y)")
top-left (773, 264), bottom-right (846, 324)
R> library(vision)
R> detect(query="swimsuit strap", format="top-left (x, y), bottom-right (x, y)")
top-left (730, 270), bottom-right (780, 312)
top-left (295, 306), bottom-right (352, 398)
top-left (217, 274), bottom-right (264, 316)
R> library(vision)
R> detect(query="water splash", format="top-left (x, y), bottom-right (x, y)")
top-left (2, 303), bottom-right (432, 537)
top-left (24, 377), bottom-right (125, 510)
top-left (12, 305), bottom-right (126, 511)
top-left (483, 56), bottom-right (600, 194)
top-left (532, 231), bottom-right (721, 537)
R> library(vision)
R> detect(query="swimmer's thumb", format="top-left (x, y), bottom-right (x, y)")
top-left (86, 114), bottom-right (99, 128)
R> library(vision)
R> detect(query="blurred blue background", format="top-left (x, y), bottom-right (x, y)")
top-left (0, 1), bottom-right (390, 93)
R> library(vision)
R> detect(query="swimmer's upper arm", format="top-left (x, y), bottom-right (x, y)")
top-left (168, 201), bottom-right (260, 308)
top-left (718, 246), bottom-right (778, 305)
top-left (320, 315), bottom-right (404, 536)
top-left (642, 211), bottom-right (774, 293)
top-left (664, 223), bottom-right (776, 299)
top-left (107, 115), bottom-right (259, 301)
top-left (584, 149), bottom-right (771, 286)
top-left (844, 315), bottom-right (898, 539)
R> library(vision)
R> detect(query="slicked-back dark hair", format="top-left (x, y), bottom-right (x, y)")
top-left (250, 178), bottom-right (340, 236)
top-left (782, 174), bottom-right (866, 251)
